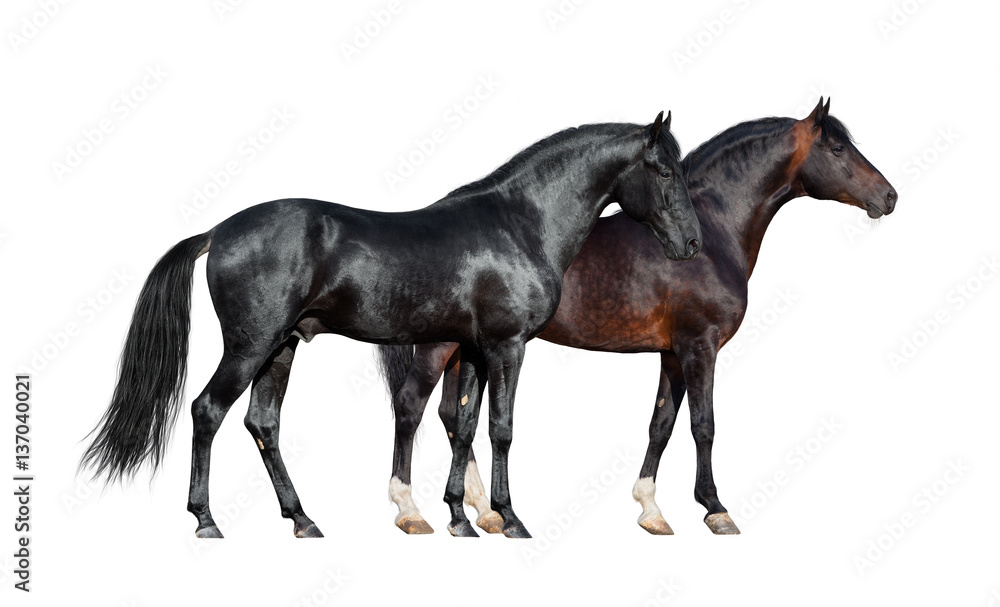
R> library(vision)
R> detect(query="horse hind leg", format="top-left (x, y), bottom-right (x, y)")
top-left (188, 349), bottom-right (274, 538)
top-left (388, 344), bottom-right (457, 535)
top-left (244, 338), bottom-right (323, 538)
top-left (633, 351), bottom-right (686, 536)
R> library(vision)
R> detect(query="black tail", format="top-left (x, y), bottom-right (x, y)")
top-left (80, 232), bottom-right (212, 483)
top-left (375, 345), bottom-right (415, 409)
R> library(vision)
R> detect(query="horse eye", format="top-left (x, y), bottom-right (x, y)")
top-left (659, 170), bottom-right (672, 180)
top-left (832, 146), bottom-right (845, 156)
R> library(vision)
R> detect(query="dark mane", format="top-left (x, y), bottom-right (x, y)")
top-left (819, 114), bottom-right (854, 144)
top-left (445, 121), bottom-right (681, 199)
top-left (682, 114), bottom-right (854, 177)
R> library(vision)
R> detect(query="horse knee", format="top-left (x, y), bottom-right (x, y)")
top-left (488, 421), bottom-right (512, 451)
top-left (244, 410), bottom-right (278, 447)
top-left (691, 422), bottom-right (715, 446)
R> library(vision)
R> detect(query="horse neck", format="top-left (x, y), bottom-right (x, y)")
top-left (689, 130), bottom-right (804, 278)
top-left (513, 136), bottom-right (639, 271)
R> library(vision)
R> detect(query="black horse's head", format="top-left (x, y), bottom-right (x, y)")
top-left (615, 111), bottom-right (702, 260)
top-left (793, 98), bottom-right (897, 218)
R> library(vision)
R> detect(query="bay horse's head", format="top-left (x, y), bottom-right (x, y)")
top-left (615, 111), bottom-right (702, 260)
top-left (792, 98), bottom-right (897, 218)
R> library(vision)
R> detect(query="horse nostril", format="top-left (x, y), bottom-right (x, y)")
top-left (885, 188), bottom-right (897, 212)
top-left (687, 238), bottom-right (701, 257)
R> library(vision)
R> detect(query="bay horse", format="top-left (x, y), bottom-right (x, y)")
top-left (378, 98), bottom-right (897, 536)
top-left (80, 113), bottom-right (702, 539)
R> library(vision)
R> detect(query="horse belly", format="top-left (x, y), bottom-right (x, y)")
top-left (541, 297), bottom-right (669, 353)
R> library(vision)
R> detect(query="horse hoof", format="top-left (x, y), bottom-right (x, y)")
top-left (195, 525), bottom-right (224, 539)
top-left (705, 512), bottom-right (741, 535)
top-left (447, 520), bottom-right (480, 537)
top-left (502, 521), bottom-right (532, 539)
top-left (295, 523), bottom-right (325, 538)
top-left (476, 511), bottom-right (505, 534)
top-left (638, 514), bottom-right (674, 535)
top-left (396, 514), bottom-right (434, 535)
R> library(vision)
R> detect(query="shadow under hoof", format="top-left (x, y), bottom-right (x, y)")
top-left (195, 525), bottom-right (224, 539)
top-left (295, 524), bottom-right (325, 538)
top-left (396, 514), bottom-right (434, 535)
top-left (447, 520), bottom-right (480, 537)
top-left (476, 511), bottom-right (505, 534)
top-left (638, 514), bottom-right (675, 535)
top-left (502, 522), bottom-right (532, 539)
top-left (704, 512), bottom-right (741, 535)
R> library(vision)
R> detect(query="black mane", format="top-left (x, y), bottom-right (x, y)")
top-left (682, 114), bottom-right (854, 177)
top-left (446, 121), bottom-right (681, 199)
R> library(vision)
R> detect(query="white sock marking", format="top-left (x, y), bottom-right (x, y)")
top-left (463, 460), bottom-right (492, 517)
top-left (632, 477), bottom-right (663, 522)
top-left (389, 476), bottom-right (420, 521)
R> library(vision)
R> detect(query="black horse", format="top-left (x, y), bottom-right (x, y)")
top-left (81, 112), bottom-right (702, 539)
top-left (378, 99), bottom-right (897, 535)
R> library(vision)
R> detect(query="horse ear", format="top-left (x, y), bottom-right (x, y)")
top-left (664, 110), bottom-right (672, 133)
top-left (823, 97), bottom-right (831, 117)
top-left (648, 110), bottom-right (664, 147)
top-left (806, 97), bottom-right (825, 130)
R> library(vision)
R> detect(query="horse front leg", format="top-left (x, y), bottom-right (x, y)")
top-left (633, 350), bottom-right (686, 535)
top-left (677, 336), bottom-right (740, 535)
top-left (484, 338), bottom-right (531, 538)
top-left (442, 348), bottom-right (487, 537)
top-left (436, 348), bottom-right (504, 534)
top-left (389, 343), bottom-right (456, 535)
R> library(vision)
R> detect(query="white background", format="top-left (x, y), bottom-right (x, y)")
top-left (2, 0), bottom-right (999, 605)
